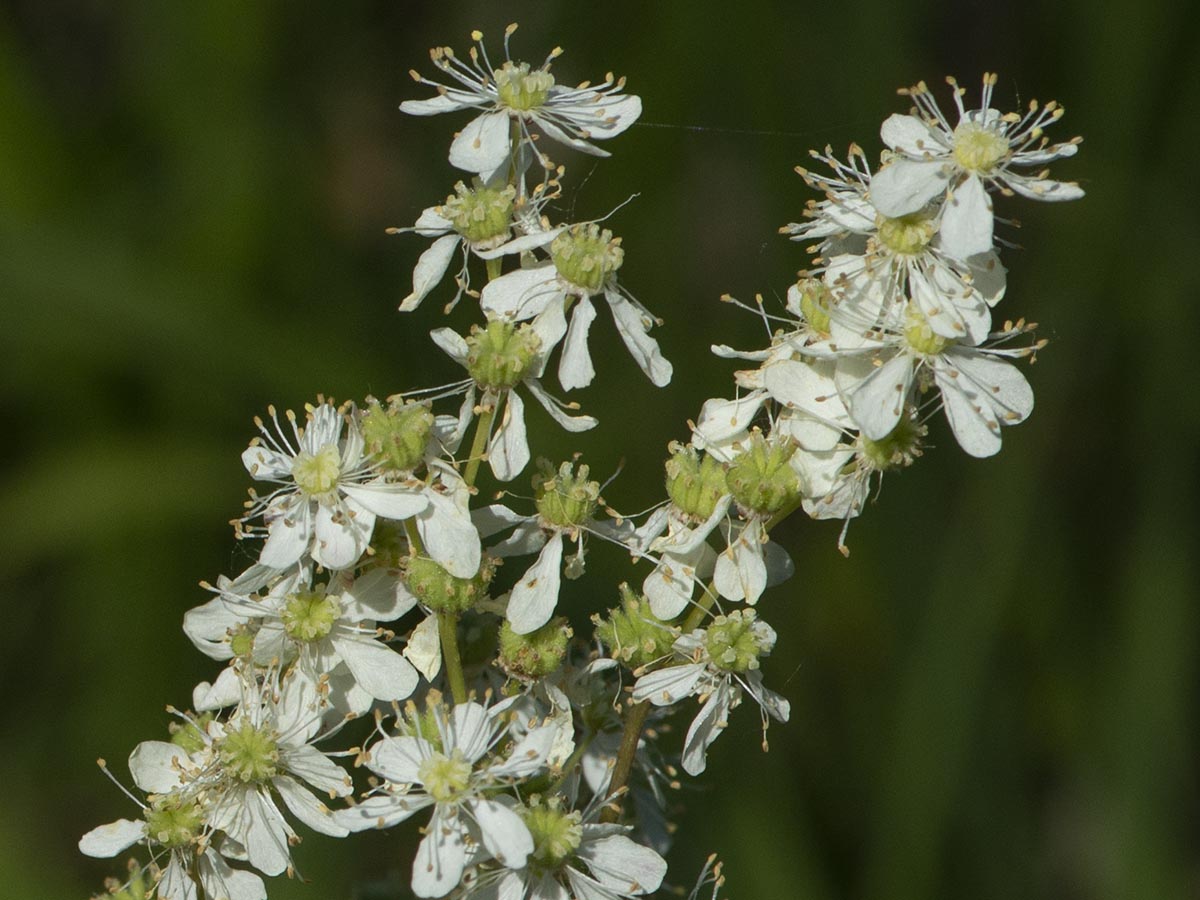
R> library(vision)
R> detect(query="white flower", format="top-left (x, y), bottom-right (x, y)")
top-left (197, 564), bottom-right (419, 706)
top-left (464, 797), bottom-right (668, 900)
top-left (787, 145), bottom-right (1007, 343)
top-left (871, 73), bottom-right (1083, 260)
top-left (202, 670), bottom-right (354, 877)
top-left (809, 311), bottom-right (1040, 459)
top-left (478, 223), bottom-right (672, 390)
top-left (337, 698), bottom-right (559, 898)
top-left (238, 399), bottom-right (429, 571)
top-left (430, 306), bottom-right (597, 482)
top-left (632, 610), bottom-right (789, 776)
top-left (402, 25), bottom-right (642, 176)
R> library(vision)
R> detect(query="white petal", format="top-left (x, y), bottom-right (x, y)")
top-left (470, 798), bottom-right (534, 868)
top-left (412, 815), bottom-right (468, 898)
top-left (430, 326), bottom-right (470, 365)
top-left (417, 488), bottom-right (482, 578)
top-left (473, 225), bottom-right (566, 259)
top-left (79, 819), bottom-right (144, 858)
top-left (934, 350), bottom-right (1033, 458)
top-left (128, 741), bottom-right (190, 794)
top-left (448, 111), bottom-right (512, 174)
top-left (632, 662), bottom-right (706, 706)
top-left (480, 264), bottom-right (560, 321)
top-left (525, 379), bottom-right (598, 432)
top-left (273, 775), bottom-right (348, 837)
top-left (681, 684), bottom-right (732, 776)
top-left (193, 665), bottom-right (243, 712)
top-left (486, 724), bottom-right (558, 779)
top-left (312, 499), bottom-right (374, 570)
top-left (259, 500), bottom-right (312, 569)
top-left (241, 788), bottom-right (292, 877)
top-left (839, 352), bottom-right (914, 441)
top-left (342, 567), bottom-right (415, 622)
top-left (713, 521), bottom-right (768, 605)
top-left (241, 444), bottom-right (292, 481)
top-left (198, 847), bottom-right (267, 900)
top-left (488, 391), bottom-right (531, 482)
top-left (577, 92), bottom-right (642, 138)
top-left (939, 174), bottom-right (994, 261)
top-left (403, 613), bottom-right (443, 681)
top-left (449, 700), bottom-right (495, 763)
top-left (335, 793), bottom-right (433, 832)
top-left (159, 856), bottom-right (199, 900)
top-left (401, 234), bottom-right (460, 312)
top-left (182, 596), bottom-right (239, 660)
top-left (284, 743), bottom-right (352, 797)
top-left (340, 481), bottom-right (429, 520)
top-left (870, 158), bottom-right (952, 217)
top-left (559, 295), bottom-right (598, 390)
top-left (880, 113), bottom-right (949, 155)
top-left (401, 91), bottom-right (481, 116)
top-left (692, 391), bottom-right (767, 458)
top-left (507, 533), bottom-right (564, 634)
top-left (605, 289), bottom-right (672, 386)
top-left (333, 634), bottom-right (419, 701)
top-left (578, 834), bottom-right (668, 894)
top-left (1005, 174), bottom-right (1086, 202)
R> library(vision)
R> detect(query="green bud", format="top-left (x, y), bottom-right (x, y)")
top-left (522, 796), bottom-right (583, 871)
top-left (535, 459), bottom-right (599, 528)
top-left (441, 181), bottom-right (516, 246)
top-left (143, 795), bottom-right (204, 849)
top-left (704, 609), bottom-right (773, 673)
top-left (499, 617), bottom-right (572, 680)
top-left (229, 625), bottom-right (256, 658)
top-left (494, 61), bottom-right (554, 111)
top-left (361, 398), bottom-right (433, 473)
top-left (726, 432), bottom-right (802, 516)
top-left (406, 556), bottom-right (493, 614)
top-left (219, 721), bottom-right (279, 783)
top-left (466, 320), bottom-right (541, 390)
top-left (594, 584), bottom-right (679, 669)
top-left (551, 223), bottom-right (623, 294)
top-left (861, 412), bottom-right (927, 471)
top-left (665, 442), bottom-right (727, 521)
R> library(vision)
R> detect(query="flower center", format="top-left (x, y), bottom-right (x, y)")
top-left (535, 460), bottom-right (600, 528)
top-left (417, 750), bottom-right (473, 802)
top-left (291, 444), bottom-right (341, 496)
top-left (551, 224), bottom-right (624, 295)
top-left (282, 589), bottom-right (340, 642)
top-left (144, 795), bottom-right (204, 849)
top-left (523, 801), bottom-right (583, 870)
top-left (441, 182), bottom-right (516, 247)
top-left (726, 432), bottom-right (801, 516)
top-left (705, 610), bottom-right (772, 673)
top-left (219, 721), bottom-right (280, 783)
top-left (952, 120), bottom-right (1009, 173)
top-left (494, 61), bottom-right (554, 111)
top-left (466, 320), bottom-right (541, 390)
top-left (902, 305), bottom-right (949, 356)
top-left (876, 210), bottom-right (935, 256)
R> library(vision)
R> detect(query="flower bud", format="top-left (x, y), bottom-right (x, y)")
top-left (726, 431), bottom-right (802, 516)
top-left (498, 616), bottom-right (572, 681)
top-left (534, 459), bottom-right (599, 528)
top-left (466, 320), bottom-right (541, 390)
top-left (594, 584), bottom-right (679, 669)
top-left (361, 398), bottom-right (433, 473)
top-left (406, 556), bottom-right (494, 614)
top-left (551, 223), bottom-right (623, 295)
top-left (665, 442), bottom-right (727, 521)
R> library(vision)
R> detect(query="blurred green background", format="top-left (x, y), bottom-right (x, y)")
top-left (3, 1), bottom-right (1197, 898)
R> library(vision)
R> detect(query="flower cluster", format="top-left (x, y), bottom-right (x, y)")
top-left (80, 36), bottom-right (1081, 900)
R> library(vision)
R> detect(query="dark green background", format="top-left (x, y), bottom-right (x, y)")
top-left (3, 1), bottom-right (1196, 898)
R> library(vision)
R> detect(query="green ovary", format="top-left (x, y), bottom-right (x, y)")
top-left (726, 433), bottom-right (801, 516)
top-left (282, 590), bottom-right (340, 642)
top-left (705, 610), bottom-right (768, 673)
top-left (291, 444), bottom-right (341, 496)
top-left (551, 224), bottom-right (623, 294)
top-left (953, 121), bottom-right (1009, 173)
top-left (361, 399), bottom-right (434, 473)
top-left (417, 750), bottom-right (473, 802)
top-left (466, 320), bottom-right (540, 390)
top-left (144, 795), bottom-right (204, 849)
top-left (523, 801), bottom-right (583, 870)
top-left (535, 460), bottom-right (599, 528)
top-left (876, 211), bottom-right (935, 256)
top-left (442, 182), bottom-right (515, 245)
top-left (494, 61), bottom-right (554, 111)
top-left (665, 444), bottom-right (727, 521)
top-left (220, 721), bottom-right (280, 783)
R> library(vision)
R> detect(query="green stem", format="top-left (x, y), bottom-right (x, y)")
top-left (438, 609), bottom-right (468, 705)
top-left (600, 700), bottom-right (651, 822)
top-left (485, 256), bottom-right (503, 281)
top-left (462, 400), bottom-right (497, 489)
